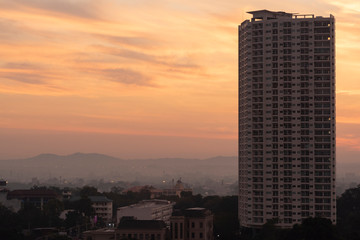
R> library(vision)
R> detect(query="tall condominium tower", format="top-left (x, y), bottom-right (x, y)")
top-left (238, 10), bottom-right (335, 228)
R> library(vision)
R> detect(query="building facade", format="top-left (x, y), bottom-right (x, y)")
top-left (117, 199), bottom-right (175, 226)
top-left (6, 189), bottom-right (60, 210)
top-left (83, 219), bottom-right (169, 240)
top-left (170, 208), bottom-right (214, 240)
top-left (117, 219), bottom-right (169, 240)
top-left (89, 196), bottom-right (113, 223)
top-left (238, 10), bottom-right (336, 228)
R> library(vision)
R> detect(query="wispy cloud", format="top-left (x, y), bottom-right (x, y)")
top-left (3, 62), bottom-right (43, 70)
top-left (327, 0), bottom-right (360, 14)
top-left (0, 72), bottom-right (44, 84)
top-left (94, 45), bottom-right (202, 71)
top-left (0, 0), bottom-right (102, 20)
top-left (102, 68), bottom-right (154, 86)
top-left (93, 33), bottom-right (161, 49)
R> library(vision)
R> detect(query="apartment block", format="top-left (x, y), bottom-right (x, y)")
top-left (238, 10), bottom-right (336, 228)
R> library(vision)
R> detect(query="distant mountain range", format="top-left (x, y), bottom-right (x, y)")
top-left (0, 153), bottom-right (237, 183)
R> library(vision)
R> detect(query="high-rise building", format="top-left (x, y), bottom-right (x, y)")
top-left (238, 10), bottom-right (335, 228)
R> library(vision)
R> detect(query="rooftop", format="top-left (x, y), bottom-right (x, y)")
top-left (89, 196), bottom-right (113, 203)
top-left (118, 199), bottom-right (173, 210)
top-left (7, 189), bottom-right (59, 199)
top-left (247, 10), bottom-right (293, 20)
top-left (118, 219), bottom-right (167, 230)
top-left (172, 208), bottom-right (212, 218)
top-left (246, 9), bottom-right (333, 21)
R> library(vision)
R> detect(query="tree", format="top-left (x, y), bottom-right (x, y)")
top-left (18, 202), bottom-right (47, 229)
top-left (0, 204), bottom-right (23, 239)
top-left (80, 186), bottom-right (101, 198)
top-left (253, 220), bottom-right (285, 240)
top-left (75, 197), bottom-right (95, 217)
top-left (64, 210), bottom-right (84, 229)
top-left (43, 199), bottom-right (64, 227)
top-left (285, 218), bottom-right (341, 240)
top-left (337, 186), bottom-right (360, 240)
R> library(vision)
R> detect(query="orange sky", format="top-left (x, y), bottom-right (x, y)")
top-left (0, 0), bottom-right (359, 160)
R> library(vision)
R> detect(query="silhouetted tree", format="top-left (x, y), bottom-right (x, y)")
top-left (286, 218), bottom-right (341, 240)
top-left (43, 199), bottom-right (64, 227)
top-left (80, 186), bottom-right (101, 198)
top-left (337, 186), bottom-right (360, 240)
top-left (18, 202), bottom-right (47, 229)
top-left (0, 204), bottom-right (23, 239)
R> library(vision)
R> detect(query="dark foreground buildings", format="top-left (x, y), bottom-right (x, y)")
top-left (238, 10), bottom-right (336, 228)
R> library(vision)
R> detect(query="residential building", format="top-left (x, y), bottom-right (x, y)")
top-left (117, 199), bottom-right (175, 225)
top-left (6, 189), bottom-right (60, 210)
top-left (238, 10), bottom-right (336, 228)
top-left (170, 208), bottom-right (214, 240)
top-left (89, 196), bottom-right (113, 223)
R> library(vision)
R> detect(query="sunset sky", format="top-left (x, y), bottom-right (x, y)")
top-left (0, 0), bottom-right (359, 161)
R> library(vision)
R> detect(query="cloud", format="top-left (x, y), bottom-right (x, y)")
top-left (102, 68), bottom-right (154, 86)
top-left (93, 33), bottom-right (160, 49)
top-left (94, 45), bottom-right (202, 70)
top-left (0, 0), bottom-right (102, 20)
top-left (337, 90), bottom-right (360, 96)
top-left (337, 123), bottom-right (360, 151)
top-left (0, 72), bottom-right (45, 84)
top-left (3, 62), bottom-right (43, 70)
top-left (328, 0), bottom-right (360, 14)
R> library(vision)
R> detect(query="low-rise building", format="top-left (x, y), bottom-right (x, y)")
top-left (117, 218), bottom-right (169, 240)
top-left (83, 228), bottom-right (115, 240)
top-left (83, 218), bottom-right (169, 240)
top-left (117, 199), bottom-right (175, 225)
top-left (7, 189), bottom-right (60, 210)
top-left (170, 208), bottom-right (214, 240)
top-left (62, 190), bottom-right (72, 200)
top-left (89, 196), bottom-right (113, 223)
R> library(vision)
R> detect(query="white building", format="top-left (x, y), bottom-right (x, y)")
top-left (89, 196), bottom-right (113, 223)
top-left (117, 199), bottom-right (175, 225)
top-left (238, 10), bottom-right (336, 228)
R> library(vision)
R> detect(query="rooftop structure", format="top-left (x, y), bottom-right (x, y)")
top-left (117, 199), bottom-right (175, 225)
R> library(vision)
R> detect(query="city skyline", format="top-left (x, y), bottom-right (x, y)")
top-left (0, 0), bottom-right (359, 160)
